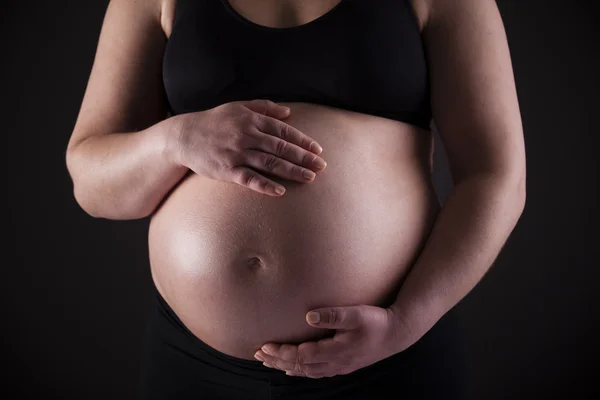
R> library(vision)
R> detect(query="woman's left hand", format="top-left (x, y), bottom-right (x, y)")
top-left (254, 305), bottom-right (411, 379)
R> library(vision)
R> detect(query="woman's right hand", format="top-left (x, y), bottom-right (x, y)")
top-left (170, 99), bottom-right (327, 196)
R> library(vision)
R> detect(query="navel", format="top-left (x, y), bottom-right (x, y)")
top-left (246, 256), bottom-right (264, 270)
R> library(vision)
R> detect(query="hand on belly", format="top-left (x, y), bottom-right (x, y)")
top-left (148, 102), bottom-right (438, 364)
top-left (169, 99), bottom-right (327, 197)
top-left (253, 303), bottom-right (412, 379)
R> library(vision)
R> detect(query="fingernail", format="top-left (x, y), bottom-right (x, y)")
top-left (307, 311), bottom-right (320, 324)
top-left (254, 353), bottom-right (265, 362)
top-left (274, 186), bottom-right (286, 195)
top-left (302, 169), bottom-right (316, 181)
top-left (314, 158), bottom-right (327, 170)
top-left (310, 142), bottom-right (323, 155)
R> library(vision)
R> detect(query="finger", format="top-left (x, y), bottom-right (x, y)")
top-left (264, 338), bottom-right (345, 364)
top-left (261, 343), bottom-right (300, 362)
top-left (243, 99), bottom-right (291, 120)
top-left (298, 337), bottom-right (348, 364)
top-left (243, 149), bottom-right (316, 183)
top-left (247, 128), bottom-right (327, 172)
top-left (253, 114), bottom-right (324, 155)
top-left (307, 307), bottom-right (363, 330)
top-left (229, 167), bottom-right (286, 196)
top-left (255, 350), bottom-right (330, 375)
top-left (291, 362), bottom-right (339, 379)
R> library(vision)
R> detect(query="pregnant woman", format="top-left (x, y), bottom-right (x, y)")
top-left (66, 0), bottom-right (526, 398)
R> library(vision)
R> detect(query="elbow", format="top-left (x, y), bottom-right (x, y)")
top-left (517, 184), bottom-right (526, 219)
top-left (72, 185), bottom-right (103, 219)
top-left (473, 166), bottom-right (527, 216)
top-left (494, 158), bottom-right (527, 214)
top-left (65, 145), bottom-right (103, 219)
top-left (65, 145), bottom-right (148, 220)
top-left (65, 147), bottom-right (88, 216)
top-left (70, 180), bottom-right (147, 220)
top-left (70, 182), bottom-right (146, 220)
top-left (512, 163), bottom-right (527, 214)
top-left (70, 183), bottom-right (150, 221)
top-left (518, 176), bottom-right (526, 212)
top-left (504, 167), bottom-right (526, 220)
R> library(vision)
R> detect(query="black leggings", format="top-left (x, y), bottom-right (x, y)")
top-left (139, 286), bottom-right (469, 399)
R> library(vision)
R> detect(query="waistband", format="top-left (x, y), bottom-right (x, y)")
top-left (148, 285), bottom-right (463, 389)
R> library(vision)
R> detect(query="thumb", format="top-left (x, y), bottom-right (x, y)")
top-left (244, 99), bottom-right (291, 119)
top-left (306, 306), bottom-right (362, 330)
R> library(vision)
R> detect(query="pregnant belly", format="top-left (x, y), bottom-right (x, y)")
top-left (148, 102), bottom-right (441, 360)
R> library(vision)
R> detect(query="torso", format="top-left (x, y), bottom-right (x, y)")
top-left (150, 0), bottom-right (439, 360)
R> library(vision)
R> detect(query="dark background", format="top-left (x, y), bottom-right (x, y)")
top-left (3, 0), bottom-right (599, 399)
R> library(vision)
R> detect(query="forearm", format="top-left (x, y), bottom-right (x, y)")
top-left (390, 172), bottom-right (526, 350)
top-left (66, 115), bottom-right (189, 220)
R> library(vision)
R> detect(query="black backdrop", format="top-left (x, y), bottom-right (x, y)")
top-left (3, 0), bottom-right (599, 399)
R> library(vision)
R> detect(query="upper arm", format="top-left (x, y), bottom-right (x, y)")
top-left (67, 0), bottom-right (168, 151)
top-left (423, 0), bottom-right (526, 184)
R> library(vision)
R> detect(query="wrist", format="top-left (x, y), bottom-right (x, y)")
top-left (159, 113), bottom-right (187, 167)
top-left (386, 306), bottom-right (416, 354)
top-left (388, 304), bottom-right (418, 353)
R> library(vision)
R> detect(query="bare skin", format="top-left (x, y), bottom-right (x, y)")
top-left (160, 0), bottom-right (430, 36)
top-left (67, 0), bottom-right (437, 359)
top-left (148, 0), bottom-right (439, 359)
top-left (67, 0), bottom-right (524, 364)
top-left (148, 100), bottom-right (440, 358)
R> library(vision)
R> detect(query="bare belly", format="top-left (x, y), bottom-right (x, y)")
top-left (148, 102), bottom-right (441, 360)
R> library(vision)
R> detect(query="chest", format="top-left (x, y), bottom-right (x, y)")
top-left (162, 0), bottom-right (430, 126)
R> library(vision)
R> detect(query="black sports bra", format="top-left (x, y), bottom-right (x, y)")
top-left (163, 0), bottom-right (432, 130)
